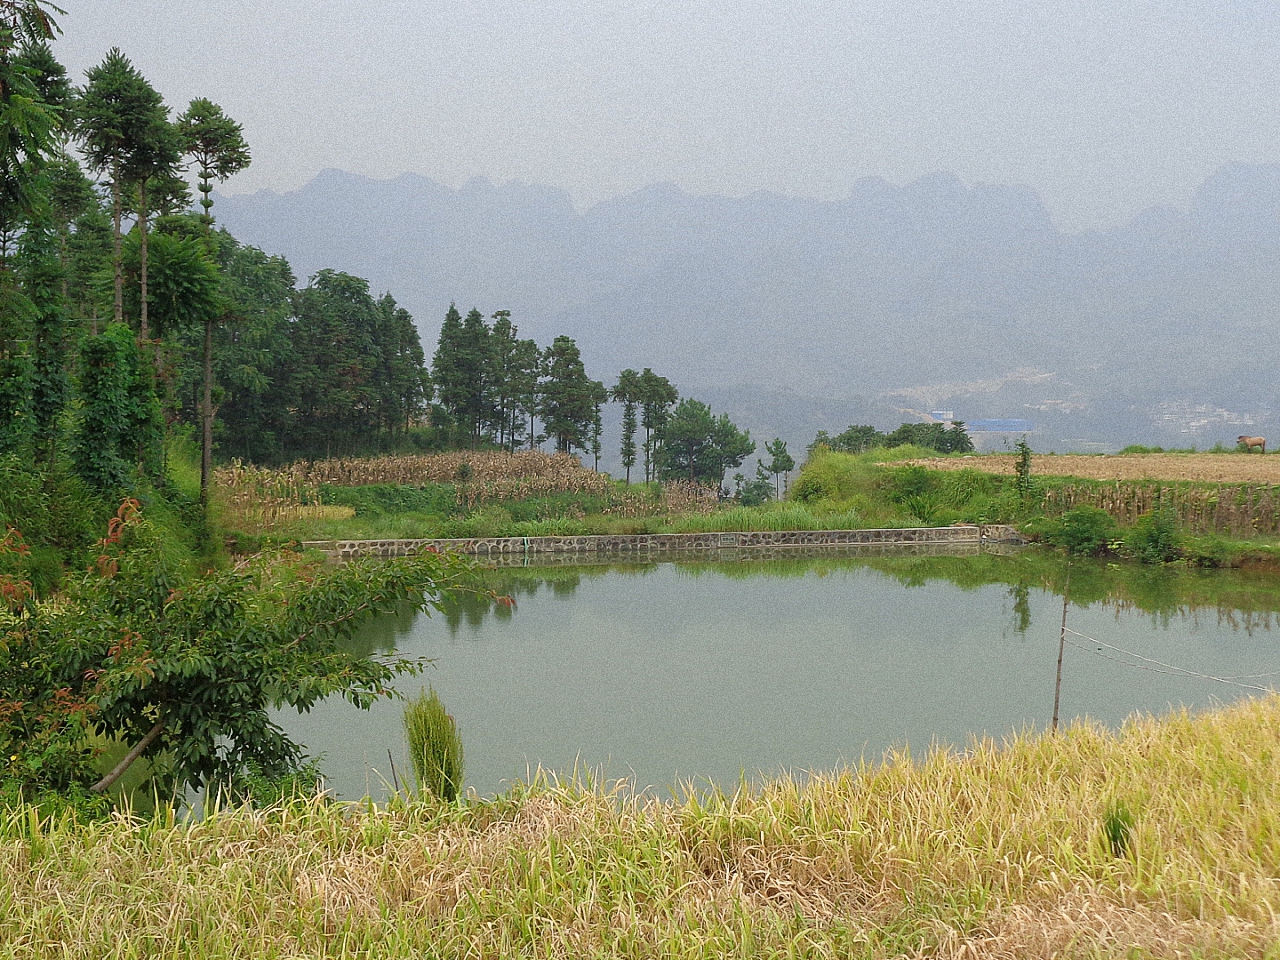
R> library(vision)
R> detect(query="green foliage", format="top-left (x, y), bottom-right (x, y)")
top-left (1103, 800), bottom-right (1134, 858)
top-left (810, 422), bottom-right (974, 456)
top-left (539, 335), bottom-right (601, 455)
top-left (762, 437), bottom-right (794, 497)
top-left (733, 469), bottom-right (773, 507)
top-left (320, 483), bottom-right (456, 518)
top-left (121, 228), bottom-right (221, 335)
top-left (1118, 445), bottom-right (1196, 454)
top-left (657, 398), bottom-right (754, 486)
top-left (1, 500), bottom-right (482, 797)
top-left (1125, 506), bottom-right (1182, 564)
top-left (175, 97), bottom-right (250, 227)
top-left (1013, 438), bottom-right (1034, 502)
top-left (218, 267), bottom-right (431, 460)
top-left (403, 686), bottom-right (464, 802)
top-left (72, 323), bottom-right (141, 490)
top-left (1026, 506), bottom-right (1117, 556)
top-left (637, 368), bottom-right (678, 483)
top-left (613, 368), bottom-right (641, 482)
top-left (790, 470), bottom-right (835, 504)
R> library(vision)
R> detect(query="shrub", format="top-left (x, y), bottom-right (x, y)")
top-left (403, 687), bottom-right (464, 802)
top-left (791, 471), bottom-right (835, 503)
top-left (1036, 506), bottom-right (1117, 556)
top-left (1125, 507), bottom-right (1182, 564)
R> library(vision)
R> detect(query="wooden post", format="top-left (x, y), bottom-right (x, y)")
top-left (1052, 564), bottom-right (1071, 733)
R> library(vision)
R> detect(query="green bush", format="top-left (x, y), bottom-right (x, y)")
top-left (1125, 507), bottom-right (1182, 564)
top-left (403, 687), bottom-right (464, 802)
top-left (321, 483), bottom-right (457, 518)
top-left (790, 471), bottom-right (835, 503)
top-left (1032, 506), bottom-right (1117, 556)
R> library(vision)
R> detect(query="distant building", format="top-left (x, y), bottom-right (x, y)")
top-left (929, 410), bottom-right (954, 424)
top-left (968, 419), bottom-right (1035, 433)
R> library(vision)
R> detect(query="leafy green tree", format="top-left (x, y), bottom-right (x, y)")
top-left (539, 335), bottom-right (598, 455)
top-left (487, 310), bottom-right (519, 448)
top-left (810, 423), bottom-right (884, 455)
top-left (71, 322), bottom-right (146, 490)
top-left (185, 233), bottom-right (296, 463)
top-left (612, 368), bottom-right (641, 483)
top-left (44, 155), bottom-right (96, 300)
top-left (658, 398), bottom-right (754, 486)
top-left (763, 437), bottom-right (795, 497)
top-left (0, 15), bottom-right (63, 454)
top-left (119, 87), bottom-right (182, 349)
top-left (0, 20), bottom-right (62, 254)
top-left (75, 48), bottom-right (159, 326)
top-left (508, 335), bottom-right (542, 450)
top-left (883, 421), bottom-right (974, 453)
top-left (16, 212), bottom-right (65, 465)
top-left (589, 378), bottom-right (607, 471)
top-left (710, 410), bottom-right (755, 486)
top-left (430, 303), bottom-right (466, 440)
top-left (374, 292), bottom-right (430, 439)
top-left (637, 368), bottom-right (677, 482)
top-left (457, 307), bottom-right (492, 445)
top-left (176, 97), bottom-right (250, 498)
top-left (122, 227), bottom-right (219, 338)
top-left (1, 505), bottom-right (480, 797)
top-left (289, 269), bottom-right (381, 457)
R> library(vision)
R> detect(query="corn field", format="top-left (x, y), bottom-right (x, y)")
top-left (1045, 481), bottom-right (1280, 538)
top-left (295, 451), bottom-right (599, 486)
top-left (212, 460), bottom-right (354, 529)
top-left (602, 480), bottom-right (719, 518)
top-left (215, 453), bottom-right (721, 527)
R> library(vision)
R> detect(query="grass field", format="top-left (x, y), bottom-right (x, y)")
top-left (6, 697), bottom-right (1280, 958)
top-left (908, 452), bottom-right (1280, 484)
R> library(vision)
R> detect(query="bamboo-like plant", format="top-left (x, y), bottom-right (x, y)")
top-left (403, 687), bottom-right (464, 802)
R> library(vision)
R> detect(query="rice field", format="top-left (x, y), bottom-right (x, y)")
top-left (5, 697), bottom-right (1280, 958)
top-left (909, 453), bottom-right (1280, 484)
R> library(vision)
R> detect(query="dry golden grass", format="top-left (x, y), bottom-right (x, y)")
top-left (214, 452), bottom-right (618, 528)
top-left (211, 459), bottom-right (355, 529)
top-left (908, 453), bottom-right (1280, 484)
top-left (299, 450), bottom-right (605, 488)
top-left (5, 697), bottom-right (1280, 957)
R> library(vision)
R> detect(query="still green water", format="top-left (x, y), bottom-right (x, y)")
top-left (274, 550), bottom-right (1280, 798)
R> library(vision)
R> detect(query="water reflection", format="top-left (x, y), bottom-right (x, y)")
top-left (396, 552), bottom-right (1280, 641)
top-left (285, 549), bottom-right (1280, 800)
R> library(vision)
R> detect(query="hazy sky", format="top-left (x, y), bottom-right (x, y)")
top-left (56, 0), bottom-right (1280, 231)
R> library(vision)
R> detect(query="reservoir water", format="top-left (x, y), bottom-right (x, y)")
top-left (274, 550), bottom-right (1280, 799)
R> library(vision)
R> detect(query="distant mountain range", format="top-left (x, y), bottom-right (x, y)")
top-left (213, 164), bottom-right (1280, 462)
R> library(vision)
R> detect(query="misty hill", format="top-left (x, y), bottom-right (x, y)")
top-left (213, 164), bottom-right (1280, 457)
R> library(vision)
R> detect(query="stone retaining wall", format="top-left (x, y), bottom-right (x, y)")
top-left (304, 525), bottom-right (1024, 563)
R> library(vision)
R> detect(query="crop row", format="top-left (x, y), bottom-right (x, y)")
top-left (911, 453), bottom-right (1280, 484)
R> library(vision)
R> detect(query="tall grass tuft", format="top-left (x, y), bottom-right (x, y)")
top-left (403, 687), bottom-right (464, 802)
top-left (1104, 799), bottom-right (1135, 858)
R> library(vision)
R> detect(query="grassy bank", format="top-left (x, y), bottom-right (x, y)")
top-left (5, 697), bottom-right (1280, 957)
top-left (214, 446), bottom-right (957, 545)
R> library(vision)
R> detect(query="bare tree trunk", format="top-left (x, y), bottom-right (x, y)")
top-left (112, 159), bottom-right (122, 324)
top-left (91, 716), bottom-right (165, 794)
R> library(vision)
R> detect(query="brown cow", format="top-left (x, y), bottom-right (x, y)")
top-left (1238, 435), bottom-right (1266, 453)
